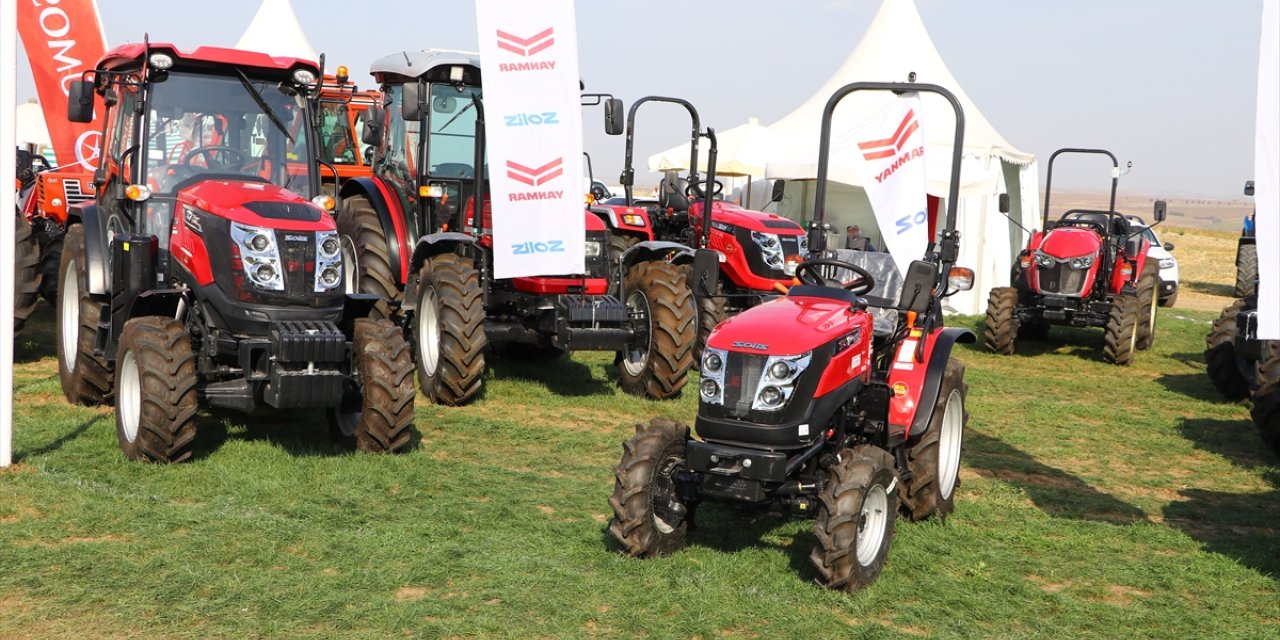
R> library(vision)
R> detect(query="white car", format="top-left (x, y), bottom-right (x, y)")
top-left (1129, 215), bottom-right (1179, 307)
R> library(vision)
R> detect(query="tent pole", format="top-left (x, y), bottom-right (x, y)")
top-left (2, 0), bottom-right (18, 468)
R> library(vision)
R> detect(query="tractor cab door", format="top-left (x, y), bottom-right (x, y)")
top-left (96, 79), bottom-right (143, 244)
top-left (375, 84), bottom-right (422, 240)
top-left (423, 82), bottom-right (485, 235)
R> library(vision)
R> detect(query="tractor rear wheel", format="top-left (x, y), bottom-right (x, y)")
top-left (901, 359), bottom-right (967, 522)
top-left (337, 194), bottom-right (401, 303)
top-left (13, 208), bottom-right (41, 334)
top-left (1252, 341), bottom-right (1280, 457)
top-left (983, 287), bottom-right (1018, 355)
top-left (606, 232), bottom-right (640, 298)
top-left (1103, 293), bottom-right (1140, 366)
top-left (608, 418), bottom-right (690, 558)
top-left (329, 318), bottom-right (415, 453)
top-left (618, 260), bottom-right (696, 399)
top-left (412, 253), bottom-right (486, 405)
top-left (37, 233), bottom-right (62, 304)
top-left (114, 317), bottom-right (198, 463)
top-left (1235, 242), bottom-right (1257, 298)
top-left (1135, 259), bottom-right (1159, 350)
top-left (1205, 299), bottom-right (1250, 400)
top-left (57, 224), bottom-right (114, 405)
top-left (810, 445), bottom-right (898, 594)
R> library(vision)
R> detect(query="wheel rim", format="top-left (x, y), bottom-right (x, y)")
top-left (856, 483), bottom-right (890, 566)
top-left (417, 286), bottom-right (441, 377)
top-left (118, 349), bottom-right (141, 443)
top-left (938, 388), bottom-right (964, 499)
top-left (341, 236), bottom-right (359, 295)
top-left (334, 405), bottom-right (361, 438)
top-left (59, 257), bottom-right (79, 371)
top-left (650, 454), bottom-right (683, 534)
top-left (622, 289), bottom-right (651, 376)
top-left (1147, 287), bottom-right (1158, 334)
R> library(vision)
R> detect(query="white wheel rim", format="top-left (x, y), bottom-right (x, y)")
top-left (939, 388), bottom-right (964, 499)
top-left (1147, 287), bottom-right (1158, 333)
top-left (119, 349), bottom-right (141, 443)
top-left (59, 258), bottom-right (79, 371)
top-left (341, 237), bottom-right (358, 295)
top-left (856, 484), bottom-right (890, 566)
top-left (417, 286), bottom-right (441, 376)
top-left (622, 289), bottom-right (649, 376)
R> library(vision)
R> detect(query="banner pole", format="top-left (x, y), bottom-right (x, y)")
top-left (2, 0), bottom-right (19, 468)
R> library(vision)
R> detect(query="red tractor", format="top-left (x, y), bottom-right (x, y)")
top-left (984, 149), bottom-right (1165, 365)
top-left (337, 51), bottom-right (696, 403)
top-left (608, 82), bottom-right (976, 594)
top-left (618, 97), bottom-right (807, 354)
top-left (59, 41), bottom-right (415, 461)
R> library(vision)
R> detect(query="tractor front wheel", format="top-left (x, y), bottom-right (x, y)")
top-left (13, 208), bottom-right (40, 334)
top-left (810, 445), bottom-right (898, 594)
top-left (57, 224), bottom-right (114, 405)
top-left (1252, 341), bottom-right (1280, 457)
top-left (983, 287), bottom-right (1019, 355)
top-left (1103, 293), bottom-right (1140, 366)
top-left (1205, 299), bottom-right (1250, 400)
top-left (337, 194), bottom-right (401, 303)
top-left (412, 253), bottom-right (486, 405)
top-left (608, 418), bottom-right (690, 558)
top-left (618, 261), bottom-right (696, 399)
top-left (1235, 242), bottom-right (1257, 298)
top-left (1135, 259), bottom-right (1159, 350)
top-left (114, 317), bottom-right (198, 463)
top-left (901, 359), bottom-right (968, 522)
top-left (37, 233), bottom-right (62, 305)
top-left (329, 318), bottom-right (416, 453)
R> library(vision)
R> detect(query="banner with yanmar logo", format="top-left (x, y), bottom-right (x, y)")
top-left (16, 0), bottom-right (107, 171)
top-left (850, 94), bottom-right (928, 277)
top-left (476, 0), bottom-right (585, 279)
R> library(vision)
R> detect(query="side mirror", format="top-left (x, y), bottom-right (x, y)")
top-left (897, 260), bottom-right (938, 312)
top-left (1244, 180), bottom-right (1255, 196)
top-left (691, 248), bottom-right (721, 298)
top-left (769, 179), bottom-right (786, 203)
top-left (603, 97), bottom-right (624, 136)
top-left (1164, 242), bottom-right (1175, 251)
top-left (362, 107), bottom-right (384, 146)
top-left (998, 193), bottom-right (1010, 213)
top-left (1153, 200), bottom-right (1167, 223)
top-left (401, 82), bottom-right (421, 121)
top-left (68, 79), bottom-right (95, 123)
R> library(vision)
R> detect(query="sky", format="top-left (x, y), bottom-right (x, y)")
top-left (10, 0), bottom-right (1266, 198)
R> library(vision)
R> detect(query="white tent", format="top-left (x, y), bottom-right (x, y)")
top-left (15, 100), bottom-right (50, 148)
top-left (235, 0), bottom-right (317, 62)
top-left (649, 117), bottom-right (778, 177)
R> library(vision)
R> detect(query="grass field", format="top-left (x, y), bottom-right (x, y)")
top-left (2, 242), bottom-right (1278, 638)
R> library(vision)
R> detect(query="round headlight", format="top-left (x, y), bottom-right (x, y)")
top-left (759, 385), bottom-right (784, 407)
top-left (292, 68), bottom-right (317, 85)
top-left (1034, 252), bottom-right (1055, 268)
top-left (148, 53), bottom-right (174, 70)
top-left (319, 266), bottom-right (341, 287)
top-left (769, 360), bottom-right (792, 380)
top-left (700, 378), bottom-right (720, 399)
top-left (248, 233), bottom-right (271, 252)
top-left (703, 352), bottom-right (722, 373)
top-left (320, 236), bottom-right (340, 257)
top-left (253, 263), bottom-right (277, 284)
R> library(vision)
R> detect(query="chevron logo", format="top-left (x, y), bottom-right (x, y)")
top-left (496, 27), bottom-right (555, 57)
top-left (506, 158), bottom-right (563, 186)
top-left (858, 109), bottom-right (920, 161)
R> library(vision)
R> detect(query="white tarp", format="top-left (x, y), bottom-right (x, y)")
top-left (477, 0), bottom-right (585, 278)
top-left (15, 101), bottom-right (50, 147)
top-left (235, 0), bottom-right (317, 62)
top-left (1257, 0), bottom-right (1279, 340)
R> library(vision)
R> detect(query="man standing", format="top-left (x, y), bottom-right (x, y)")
top-left (845, 225), bottom-right (877, 251)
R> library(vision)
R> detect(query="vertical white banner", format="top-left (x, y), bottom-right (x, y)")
top-left (850, 94), bottom-right (927, 277)
top-left (476, 0), bottom-right (585, 279)
top-left (1257, 0), bottom-right (1279, 340)
top-left (2, 0), bottom-right (17, 468)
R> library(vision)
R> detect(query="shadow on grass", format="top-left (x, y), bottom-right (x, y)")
top-left (1155, 372), bottom-right (1231, 403)
top-left (14, 304), bottom-right (57, 363)
top-left (957, 325), bottom-right (1112, 364)
top-left (1185, 279), bottom-right (1235, 298)
top-left (191, 408), bottom-right (419, 459)
top-left (489, 349), bottom-right (614, 397)
top-left (965, 430), bottom-right (1149, 524)
top-left (1177, 417), bottom-right (1275, 473)
top-left (15, 414), bottom-right (106, 461)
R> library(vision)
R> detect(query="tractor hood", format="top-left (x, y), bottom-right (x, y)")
top-left (1040, 226), bottom-right (1101, 259)
top-left (177, 180), bottom-right (334, 232)
top-left (691, 201), bottom-right (805, 235)
top-left (707, 292), bottom-right (861, 356)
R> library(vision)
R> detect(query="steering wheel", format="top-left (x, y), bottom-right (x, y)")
top-left (794, 258), bottom-right (876, 295)
top-left (685, 179), bottom-right (724, 199)
top-left (181, 145), bottom-right (247, 169)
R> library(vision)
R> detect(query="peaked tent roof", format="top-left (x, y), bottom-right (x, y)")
top-left (764, 0), bottom-right (1032, 192)
top-left (235, 0), bottom-right (317, 62)
top-left (648, 117), bottom-right (778, 176)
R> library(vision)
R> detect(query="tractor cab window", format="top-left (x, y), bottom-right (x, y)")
top-left (317, 100), bottom-right (356, 165)
top-left (426, 84), bottom-right (483, 180)
top-left (381, 85), bottom-right (420, 184)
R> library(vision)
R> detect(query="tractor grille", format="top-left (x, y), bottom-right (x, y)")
top-left (62, 178), bottom-right (93, 204)
top-left (278, 232), bottom-right (317, 301)
top-left (722, 351), bottom-right (767, 418)
top-left (1037, 262), bottom-right (1088, 297)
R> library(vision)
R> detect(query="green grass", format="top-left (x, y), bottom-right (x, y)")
top-left (2, 304), bottom-right (1278, 639)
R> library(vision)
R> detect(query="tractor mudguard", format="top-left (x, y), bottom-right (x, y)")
top-left (68, 203), bottom-right (111, 296)
top-left (402, 233), bottom-right (479, 312)
top-left (339, 293), bottom-right (384, 335)
top-left (125, 289), bottom-right (186, 321)
top-left (618, 240), bottom-right (694, 271)
top-left (340, 176), bottom-right (407, 284)
top-left (886, 326), bottom-right (975, 443)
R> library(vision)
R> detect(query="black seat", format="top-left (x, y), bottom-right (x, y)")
top-left (658, 175), bottom-right (690, 212)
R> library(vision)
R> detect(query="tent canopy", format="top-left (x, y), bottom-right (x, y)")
top-left (15, 101), bottom-right (50, 147)
top-left (647, 117), bottom-right (778, 177)
top-left (235, 0), bottom-right (317, 62)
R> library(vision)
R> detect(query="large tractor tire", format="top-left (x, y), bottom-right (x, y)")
top-left (1235, 242), bottom-right (1257, 298)
top-left (113, 317), bottom-right (198, 463)
top-left (608, 418), bottom-right (690, 558)
top-left (1135, 259), bottom-right (1159, 350)
top-left (13, 208), bottom-right (41, 334)
top-left (57, 224), bottom-right (114, 405)
top-left (606, 232), bottom-right (640, 298)
top-left (328, 318), bottom-right (415, 453)
top-left (37, 233), bottom-right (63, 304)
top-left (810, 445), bottom-right (898, 594)
top-left (412, 253), bottom-right (486, 405)
top-left (336, 194), bottom-right (401, 302)
top-left (900, 359), bottom-right (967, 522)
top-left (983, 287), bottom-right (1019, 355)
top-left (1204, 299), bottom-right (1250, 401)
top-left (618, 260), bottom-right (696, 400)
top-left (1102, 293), bottom-right (1140, 366)
top-left (1252, 341), bottom-right (1280, 457)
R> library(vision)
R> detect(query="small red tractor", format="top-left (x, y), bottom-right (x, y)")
top-left (337, 51), bottom-right (696, 403)
top-left (608, 82), bottom-right (976, 594)
top-left (984, 148), bottom-right (1165, 365)
top-left (618, 97), bottom-right (807, 354)
top-left (59, 41), bottom-right (415, 461)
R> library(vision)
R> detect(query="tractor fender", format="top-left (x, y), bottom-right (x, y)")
top-left (340, 177), bottom-right (408, 285)
top-left (125, 289), bottom-right (186, 321)
top-left (889, 326), bottom-right (975, 444)
top-left (618, 240), bottom-right (695, 271)
top-left (588, 204), bottom-right (653, 240)
top-left (402, 232), bottom-right (478, 312)
top-left (67, 203), bottom-right (111, 296)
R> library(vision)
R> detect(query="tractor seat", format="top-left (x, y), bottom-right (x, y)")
top-left (658, 175), bottom-right (691, 212)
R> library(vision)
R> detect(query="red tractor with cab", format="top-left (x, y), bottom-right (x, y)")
top-left (984, 148), bottom-right (1164, 365)
top-left (608, 82), bottom-right (977, 594)
top-left (59, 41), bottom-right (415, 461)
top-left (337, 51), bottom-right (696, 403)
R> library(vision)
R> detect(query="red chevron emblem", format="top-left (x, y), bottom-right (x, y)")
top-left (506, 158), bottom-right (564, 186)
top-left (858, 109), bottom-right (920, 160)
top-left (496, 27), bottom-right (556, 57)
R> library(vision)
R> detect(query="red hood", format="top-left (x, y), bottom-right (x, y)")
top-left (690, 201), bottom-right (805, 235)
top-left (1040, 226), bottom-right (1101, 259)
top-left (707, 294), bottom-right (863, 356)
top-left (178, 180), bottom-right (334, 231)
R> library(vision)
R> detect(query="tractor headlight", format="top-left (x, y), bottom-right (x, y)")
top-left (751, 230), bottom-right (780, 249)
top-left (1033, 250), bottom-right (1055, 268)
top-left (768, 360), bottom-right (793, 380)
top-left (699, 347), bottom-right (728, 405)
top-left (700, 378), bottom-right (720, 400)
top-left (314, 230), bottom-right (343, 292)
top-left (751, 230), bottom-right (786, 271)
top-left (584, 240), bottom-right (604, 258)
top-left (1159, 257), bottom-right (1175, 269)
top-left (230, 224), bottom-right (284, 291)
top-left (1068, 255), bottom-right (1095, 270)
top-left (703, 351), bottom-right (723, 373)
top-left (752, 352), bottom-right (811, 412)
